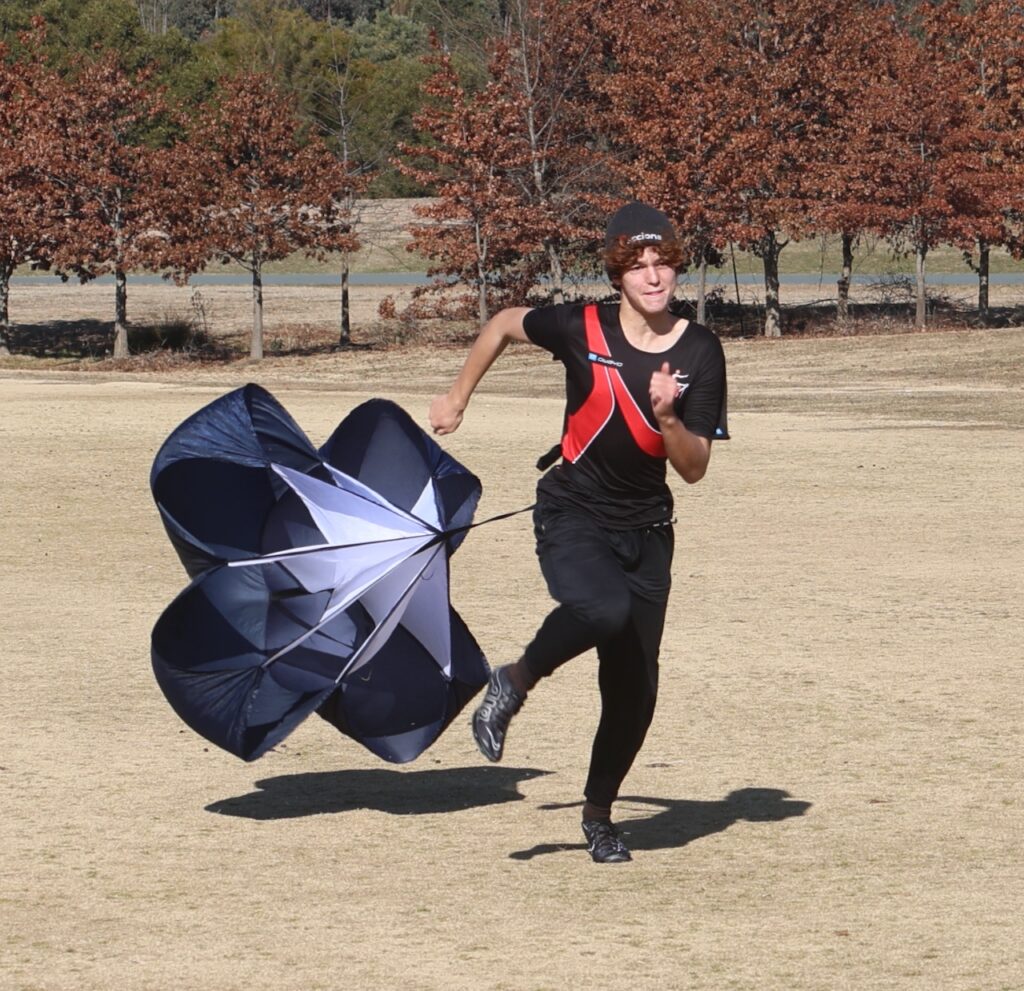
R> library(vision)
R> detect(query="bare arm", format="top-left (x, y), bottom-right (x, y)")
top-left (429, 306), bottom-right (533, 434)
top-left (650, 361), bottom-right (712, 483)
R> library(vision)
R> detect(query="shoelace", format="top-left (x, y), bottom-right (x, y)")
top-left (480, 675), bottom-right (522, 721)
top-left (586, 822), bottom-right (626, 853)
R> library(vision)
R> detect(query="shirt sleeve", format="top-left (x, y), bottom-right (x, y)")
top-left (523, 303), bottom-right (574, 360)
top-left (677, 332), bottom-right (729, 441)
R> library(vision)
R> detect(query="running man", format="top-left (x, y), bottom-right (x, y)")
top-left (429, 202), bottom-right (729, 863)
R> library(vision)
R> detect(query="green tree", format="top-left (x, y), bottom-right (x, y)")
top-left (294, 0), bottom-right (387, 23)
top-left (2, 0), bottom-right (212, 128)
top-left (350, 8), bottom-right (425, 62)
top-left (198, 1), bottom-right (429, 194)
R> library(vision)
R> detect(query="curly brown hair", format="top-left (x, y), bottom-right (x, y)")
top-left (603, 237), bottom-right (686, 286)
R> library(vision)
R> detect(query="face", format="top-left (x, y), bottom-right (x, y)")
top-left (617, 246), bottom-right (677, 317)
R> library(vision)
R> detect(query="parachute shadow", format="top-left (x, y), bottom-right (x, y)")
top-left (207, 765), bottom-right (550, 820)
top-left (508, 787), bottom-right (811, 860)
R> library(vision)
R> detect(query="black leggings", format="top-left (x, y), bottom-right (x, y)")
top-left (521, 500), bottom-right (673, 808)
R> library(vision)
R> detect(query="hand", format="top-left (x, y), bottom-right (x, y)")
top-left (649, 361), bottom-right (680, 427)
top-left (429, 392), bottom-right (465, 435)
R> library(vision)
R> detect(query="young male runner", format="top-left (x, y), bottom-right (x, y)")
top-left (429, 202), bottom-right (728, 863)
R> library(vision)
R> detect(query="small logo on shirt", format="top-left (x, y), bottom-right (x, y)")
top-left (588, 351), bottom-right (623, 368)
top-left (672, 370), bottom-right (690, 397)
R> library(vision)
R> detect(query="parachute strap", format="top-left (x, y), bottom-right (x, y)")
top-left (445, 502), bottom-right (535, 540)
top-left (561, 305), bottom-right (666, 463)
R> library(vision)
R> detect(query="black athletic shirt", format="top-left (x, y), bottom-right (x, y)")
top-left (524, 302), bottom-right (729, 529)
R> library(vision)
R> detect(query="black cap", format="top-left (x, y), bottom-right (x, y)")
top-left (604, 201), bottom-right (675, 250)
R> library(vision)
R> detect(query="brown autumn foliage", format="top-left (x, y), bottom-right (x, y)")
top-left (405, 0), bottom-right (1024, 335)
top-left (395, 3), bottom-right (611, 325)
top-left (815, 0), bottom-right (999, 329)
top-left (711, 0), bottom-right (856, 337)
top-left (931, 0), bottom-right (1024, 319)
top-left (594, 0), bottom-right (843, 335)
top-left (593, 0), bottom-right (738, 322)
top-left (3, 0), bottom-right (1024, 352)
top-left (397, 39), bottom-right (541, 324)
top-left (159, 72), bottom-right (359, 360)
top-left (25, 46), bottom-right (174, 358)
top-left (0, 40), bottom-right (56, 353)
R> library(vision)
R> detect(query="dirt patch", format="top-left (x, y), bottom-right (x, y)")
top-left (1, 323), bottom-right (1022, 990)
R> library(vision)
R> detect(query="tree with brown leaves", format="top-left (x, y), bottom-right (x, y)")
top-left (717, 0), bottom-right (855, 336)
top-left (397, 40), bottom-right (538, 323)
top-left (31, 49), bottom-right (172, 357)
top-left (804, 4), bottom-right (903, 322)
top-left (600, 0), bottom-right (847, 336)
top-left (842, 5), bottom-right (991, 328)
top-left (166, 72), bottom-right (357, 359)
top-left (0, 39), bottom-right (60, 354)
top-left (399, 5), bottom-right (609, 322)
top-left (594, 0), bottom-right (737, 324)
top-left (931, 0), bottom-right (1024, 321)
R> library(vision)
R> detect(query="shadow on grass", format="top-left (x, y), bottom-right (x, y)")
top-left (206, 765), bottom-right (550, 820)
top-left (688, 298), bottom-right (1024, 339)
top-left (2, 318), bottom-right (378, 360)
top-left (6, 319), bottom-right (118, 358)
top-left (4, 318), bottom-right (237, 359)
top-left (508, 787), bottom-right (812, 860)
top-left (5, 297), bottom-right (1015, 363)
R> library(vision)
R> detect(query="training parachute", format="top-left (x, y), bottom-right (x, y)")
top-left (150, 385), bottom-right (489, 762)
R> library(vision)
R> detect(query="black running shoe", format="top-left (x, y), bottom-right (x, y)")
top-left (582, 819), bottom-right (632, 863)
top-left (471, 666), bottom-right (524, 762)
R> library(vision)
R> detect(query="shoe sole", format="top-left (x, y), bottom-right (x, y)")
top-left (590, 850), bottom-right (632, 864)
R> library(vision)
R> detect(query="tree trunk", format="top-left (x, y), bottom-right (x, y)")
top-left (251, 264), bottom-right (264, 360)
top-left (337, 183), bottom-right (355, 348)
top-left (730, 242), bottom-right (745, 336)
top-left (477, 268), bottom-right (488, 325)
top-left (696, 252), bottom-right (708, 325)
top-left (837, 232), bottom-right (854, 322)
top-left (977, 238), bottom-right (990, 323)
top-left (339, 253), bottom-right (351, 347)
top-left (546, 240), bottom-right (564, 305)
top-left (475, 220), bottom-right (489, 324)
top-left (113, 267), bottom-right (129, 358)
top-left (0, 268), bottom-right (11, 355)
top-left (915, 242), bottom-right (927, 329)
top-left (761, 232), bottom-right (783, 338)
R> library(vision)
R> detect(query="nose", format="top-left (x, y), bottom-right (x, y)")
top-left (642, 262), bottom-right (662, 283)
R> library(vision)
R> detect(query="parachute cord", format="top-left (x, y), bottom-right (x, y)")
top-left (444, 503), bottom-right (535, 539)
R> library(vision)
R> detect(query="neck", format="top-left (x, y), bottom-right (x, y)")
top-left (618, 304), bottom-right (687, 352)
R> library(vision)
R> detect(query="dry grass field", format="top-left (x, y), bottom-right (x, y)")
top-left (1, 283), bottom-right (1022, 991)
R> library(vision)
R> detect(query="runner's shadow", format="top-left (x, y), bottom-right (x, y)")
top-left (509, 787), bottom-right (811, 860)
top-left (207, 766), bottom-right (549, 820)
